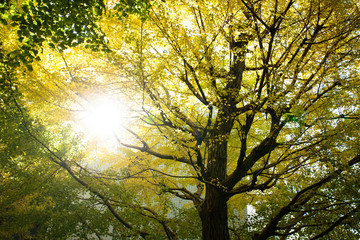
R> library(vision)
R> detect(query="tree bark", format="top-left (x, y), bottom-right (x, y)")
top-left (196, 34), bottom-right (248, 240)
top-left (199, 185), bottom-right (230, 240)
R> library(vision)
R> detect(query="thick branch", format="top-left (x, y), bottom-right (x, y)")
top-left (120, 142), bottom-right (191, 165)
top-left (224, 128), bottom-right (280, 189)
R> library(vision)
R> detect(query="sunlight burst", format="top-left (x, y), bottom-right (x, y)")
top-left (79, 95), bottom-right (130, 141)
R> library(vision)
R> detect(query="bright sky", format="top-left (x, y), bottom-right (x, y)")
top-left (77, 94), bottom-right (131, 143)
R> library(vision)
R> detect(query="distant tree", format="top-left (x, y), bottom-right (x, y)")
top-left (0, 44), bottom-right (137, 240)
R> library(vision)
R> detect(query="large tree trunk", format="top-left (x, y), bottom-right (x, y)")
top-left (198, 103), bottom-right (235, 240)
top-left (199, 186), bottom-right (230, 240)
top-left (197, 35), bottom-right (246, 238)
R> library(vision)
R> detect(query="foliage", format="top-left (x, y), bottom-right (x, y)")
top-left (0, 0), bottom-right (153, 71)
top-left (0, 71), bottom-right (133, 239)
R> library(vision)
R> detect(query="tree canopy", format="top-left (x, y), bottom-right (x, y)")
top-left (1, 0), bottom-right (360, 239)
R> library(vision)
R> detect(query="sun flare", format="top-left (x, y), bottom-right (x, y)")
top-left (78, 95), bottom-right (130, 141)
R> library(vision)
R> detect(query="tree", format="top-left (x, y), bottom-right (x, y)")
top-left (3, 0), bottom-right (360, 239)
top-left (0, 64), bottom-right (128, 239)
top-left (0, 19), bottom-right (155, 239)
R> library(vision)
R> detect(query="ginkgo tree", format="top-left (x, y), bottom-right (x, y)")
top-left (0, 70), bottom-right (119, 239)
top-left (3, 0), bottom-right (360, 239)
